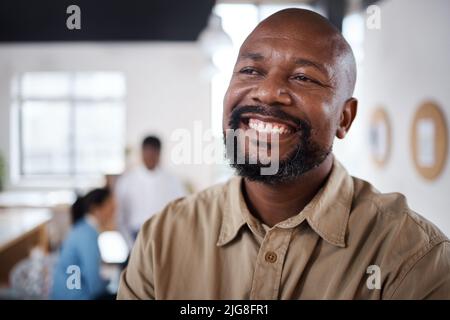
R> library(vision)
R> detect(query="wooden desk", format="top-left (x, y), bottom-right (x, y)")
top-left (0, 208), bottom-right (52, 284)
top-left (0, 191), bottom-right (74, 251)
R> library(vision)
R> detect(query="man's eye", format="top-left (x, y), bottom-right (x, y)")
top-left (293, 74), bottom-right (322, 85)
top-left (293, 75), bottom-right (315, 83)
top-left (239, 68), bottom-right (260, 75)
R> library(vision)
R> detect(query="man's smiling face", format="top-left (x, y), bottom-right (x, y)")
top-left (223, 9), bottom-right (357, 184)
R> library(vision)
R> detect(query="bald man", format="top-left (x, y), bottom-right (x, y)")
top-left (118, 9), bottom-right (450, 299)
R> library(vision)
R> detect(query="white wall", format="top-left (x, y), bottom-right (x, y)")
top-left (335, 0), bottom-right (450, 235)
top-left (0, 43), bottom-right (215, 192)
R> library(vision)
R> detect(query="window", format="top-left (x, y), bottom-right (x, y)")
top-left (13, 72), bottom-right (126, 181)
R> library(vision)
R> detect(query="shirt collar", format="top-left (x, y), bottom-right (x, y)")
top-left (85, 214), bottom-right (100, 232)
top-left (217, 157), bottom-right (354, 248)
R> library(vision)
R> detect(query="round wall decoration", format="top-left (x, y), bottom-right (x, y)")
top-left (369, 107), bottom-right (391, 167)
top-left (411, 101), bottom-right (448, 180)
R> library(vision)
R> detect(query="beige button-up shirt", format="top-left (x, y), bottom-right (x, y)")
top-left (117, 159), bottom-right (450, 299)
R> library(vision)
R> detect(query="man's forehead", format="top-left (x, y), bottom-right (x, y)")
top-left (252, 8), bottom-right (340, 36)
top-left (238, 33), bottom-right (340, 72)
top-left (240, 8), bottom-right (348, 56)
top-left (241, 22), bottom-right (345, 57)
top-left (248, 25), bottom-right (327, 42)
top-left (241, 33), bottom-right (335, 55)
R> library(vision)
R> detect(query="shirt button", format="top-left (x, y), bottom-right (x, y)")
top-left (265, 251), bottom-right (277, 263)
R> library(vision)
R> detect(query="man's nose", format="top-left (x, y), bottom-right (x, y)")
top-left (250, 75), bottom-right (292, 106)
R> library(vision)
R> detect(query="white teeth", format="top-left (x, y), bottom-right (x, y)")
top-left (258, 122), bottom-right (264, 131)
top-left (247, 118), bottom-right (292, 134)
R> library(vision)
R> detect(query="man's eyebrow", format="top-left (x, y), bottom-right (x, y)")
top-left (294, 58), bottom-right (328, 75)
top-left (239, 53), bottom-right (328, 73)
top-left (239, 52), bottom-right (264, 61)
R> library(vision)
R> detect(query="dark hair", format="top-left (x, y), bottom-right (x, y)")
top-left (71, 188), bottom-right (111, 224)
top-left (142, 135), bottom-right (161, 150)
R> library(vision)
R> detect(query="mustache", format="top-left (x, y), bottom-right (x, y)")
top-left (228, 105), bottom-right (311, 133)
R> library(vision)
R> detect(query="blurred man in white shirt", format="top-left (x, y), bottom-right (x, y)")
top-left (115, 136), bottom-right (186, 247)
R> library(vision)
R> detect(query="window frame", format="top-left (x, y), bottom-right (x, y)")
top-left (12, 72), bottom-right (126, 185)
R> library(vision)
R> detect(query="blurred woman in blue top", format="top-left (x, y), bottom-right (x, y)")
top-left (51, 188), bottom-right (116, 300)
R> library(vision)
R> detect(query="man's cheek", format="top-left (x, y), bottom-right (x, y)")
top-left (310, 120), bottom-right (335, 147)
top-left (227, 83), bottom-right (253, 101)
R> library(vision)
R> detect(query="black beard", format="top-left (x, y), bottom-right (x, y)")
top-left (224, 105), bottom-right (332, 185)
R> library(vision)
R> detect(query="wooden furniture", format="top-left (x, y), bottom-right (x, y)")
top-left (0, 208), bottom-right (52, 284)
top-left (0, 191), bottom-right (74, 251)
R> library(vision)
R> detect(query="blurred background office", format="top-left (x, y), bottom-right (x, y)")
top-left (0, 0), bottom-right (449, 299)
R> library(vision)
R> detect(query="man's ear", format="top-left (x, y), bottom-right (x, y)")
top-left (336, 98), bottom-right (358, 139)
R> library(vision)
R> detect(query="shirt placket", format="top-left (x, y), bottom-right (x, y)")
top-left (249, 227), bottom-right (293, 299)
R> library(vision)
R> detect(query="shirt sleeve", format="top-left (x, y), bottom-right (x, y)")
top-left (389, 241), bottom-right (450, 299)
top-left (117, 220), bottom-right (155, 299)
